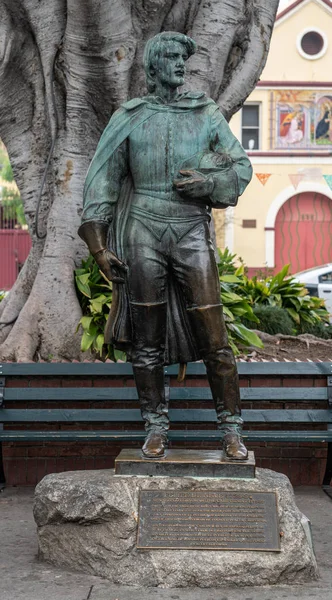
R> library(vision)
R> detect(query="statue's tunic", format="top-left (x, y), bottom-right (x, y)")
top-left (83, 93), bottom-right (251, 225)
top-left (82, 92), bottom-right (252, 364)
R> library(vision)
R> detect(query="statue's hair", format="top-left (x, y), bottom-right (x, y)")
top-left (143, 32), bottom-right (196, 93)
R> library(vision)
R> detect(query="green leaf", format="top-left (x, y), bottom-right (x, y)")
top-left (221, 291), bottom-right (244, 303)
top-left (74, 268), bottom-right (87, 276)
top-left (286, 307), bottom-right (300, 324)
top-left (229, 323), bottom-right (264, 348)
top-left (78, 316), bottom-right (94, 331)
top-left (75, 273), bottom-right (91, 298)
top-left (275, 264), bottom-right (290, 284)
top-left (114, 349), bottom-right (127, 362)
top-left (95, 334), bottom-right (105, 355)
top-left (90, 295), bottom-right (109, 313)
top-left (220, 275), bottom-right (241, 283)
top-left (81, 330), bottom-right (96, 352)
top-left (222, 306), bottom-right (235, 321)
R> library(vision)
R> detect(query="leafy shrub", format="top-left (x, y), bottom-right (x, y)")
top-left (0, 290), bottom-right (5, 303)
top-left (75, 255), bottom-right (125, 361)
top-left (75, 252), bottom-right (263, 359)
top-left (236, 264), bottom-right (329, 329)
top-left (242, 306), bottom-right (294, 336)
top-left (217, 248), bottom-right (243, 277)
top-left (75, 251), bottom-right (330, 359)
top-left (0, 154), bottom-right (26, 226)
top-left (1, 155), bottom-right (14, 182)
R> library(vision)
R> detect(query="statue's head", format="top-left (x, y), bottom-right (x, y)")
top-left (143, 32), bottom-right (196, 93)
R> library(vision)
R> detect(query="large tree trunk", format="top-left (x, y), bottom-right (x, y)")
top-left (0, 0), bottom-right (278, 361)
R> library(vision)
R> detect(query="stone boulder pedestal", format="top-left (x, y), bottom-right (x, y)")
top-left (34, 468), bottom-right (318, 588)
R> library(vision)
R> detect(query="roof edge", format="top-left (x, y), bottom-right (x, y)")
top-left (277, 0), bottom-right (332, 21)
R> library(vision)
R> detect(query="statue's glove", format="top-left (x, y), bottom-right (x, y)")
top-left (78, 220), bottom-right (127, 284)
top-left (93, 248), bottom-right (127, 284)
top-left (174, 169), bottom-right (214, 200)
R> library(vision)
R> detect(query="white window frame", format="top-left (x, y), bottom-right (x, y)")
top-left (297, 27), bottom-right (328, 61)
top-left (241, 102), bottom-right (261, 151)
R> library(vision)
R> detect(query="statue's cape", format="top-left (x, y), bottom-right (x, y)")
top-left (83, 92), bottom-right (215, 365)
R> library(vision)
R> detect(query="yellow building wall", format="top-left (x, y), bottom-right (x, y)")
top-left (263, 1), bottom-right (332, 83)
top-left (214, 0), bottom-right (332, 269)
top-left (231, 162), bottom-right (332, 267)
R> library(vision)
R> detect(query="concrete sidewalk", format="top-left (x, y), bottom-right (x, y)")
top-left (0, 485), bottom-right (331, 600)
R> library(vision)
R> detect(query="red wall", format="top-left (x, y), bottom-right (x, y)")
top-left (275, 192), bottom-right (332, 273)
top-left (0, 230), bottom-right (31, 290)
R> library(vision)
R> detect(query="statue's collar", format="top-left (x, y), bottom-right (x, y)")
top-left (122, 91), bottom-right (212, 111)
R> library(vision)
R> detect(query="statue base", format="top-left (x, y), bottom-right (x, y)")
top-left (34, 466), bottom-right (318, 588)
top-left (115, 448), bottom-right (256, 478)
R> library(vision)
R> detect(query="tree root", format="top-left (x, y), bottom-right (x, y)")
top-left (0, 259), bottom-right (83, 361)
top-left (250, 330), bottom-right (332, 362)
top-left (0, 243), bottom-right (43, 345)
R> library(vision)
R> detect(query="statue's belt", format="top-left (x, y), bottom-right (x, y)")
top-left (128, 206), bottom-right (209, 243)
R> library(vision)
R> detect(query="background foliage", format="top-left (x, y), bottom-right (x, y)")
top-left (75, 249), bottom-right (330, 360)
top-left (75, 256), bottom-right (126, 361)
top-left (0, 147), bottom-right (26, 226)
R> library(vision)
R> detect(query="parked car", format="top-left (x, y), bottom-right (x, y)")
top-left (294, 263), bottom-right (332, 316)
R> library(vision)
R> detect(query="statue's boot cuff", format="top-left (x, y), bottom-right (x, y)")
top-left (223, 432), bottom-right (248, 461)
top-left (142, 430), bottom-right (168, 459)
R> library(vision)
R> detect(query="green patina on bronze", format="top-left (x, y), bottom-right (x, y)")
top-left (78, 32), bottom-right (252, 458)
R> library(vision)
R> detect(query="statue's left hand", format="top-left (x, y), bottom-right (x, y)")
top-left (174, 170), bottom-right (214, 199)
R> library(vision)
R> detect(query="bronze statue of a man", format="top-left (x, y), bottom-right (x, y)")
top-left (78, 32), bottom-right (253, 460)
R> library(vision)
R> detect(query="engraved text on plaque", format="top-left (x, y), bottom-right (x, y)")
top-left (137, 490), bottom-right (280, 551)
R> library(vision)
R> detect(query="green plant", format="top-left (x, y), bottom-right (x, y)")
top-left (238, 264), bottom-right (329, 329)
top-left (2, 191), bottom-right (26, 226)
top-left (217, 247), bottom-right (245, 277)
top-left (219, 273), bottom-right (263, 354)
top-left (217, 249), bottom-right (263, 353)
top-left (242, 305), bottom-right (295, 336)
top-left (75, 252), bottom-right (264, 359)
top-left (75, 253), bottom-right (330, 360)
top-left (75, 255), bottom-right (126, 361)
top-left (0, 290), bottom-right (5, 303)
top-left (1, 155), bottom-right (14, 182)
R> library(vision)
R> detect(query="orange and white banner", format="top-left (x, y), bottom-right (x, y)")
top-left (255, 173), bottom-right (271, 186)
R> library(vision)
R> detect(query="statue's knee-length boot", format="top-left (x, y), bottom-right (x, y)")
top-left (130, 302), bottom-right (169, 457)
top-left (186, 304), bottom-right (248, 460)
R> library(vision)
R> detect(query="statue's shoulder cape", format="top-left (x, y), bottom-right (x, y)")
top-left (84, 92), bottom-right (216, 199)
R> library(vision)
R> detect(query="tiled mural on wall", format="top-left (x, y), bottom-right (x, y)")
top-left (273, 90), bottom-right (332, 149)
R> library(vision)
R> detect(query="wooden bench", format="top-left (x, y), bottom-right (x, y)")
top-left (0, 362), bottom-right (331, 490)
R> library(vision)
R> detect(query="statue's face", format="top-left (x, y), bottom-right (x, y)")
top-left (153, 41), bottom-right (188, 89)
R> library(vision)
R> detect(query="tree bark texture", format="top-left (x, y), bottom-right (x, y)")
top-left (0, 0), bottom-right (278, 360)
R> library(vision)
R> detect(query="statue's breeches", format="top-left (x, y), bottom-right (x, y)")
top-left (125, 214), bottom-right (243, 433)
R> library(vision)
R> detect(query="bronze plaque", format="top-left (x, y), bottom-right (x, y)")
top-left (137, 490), bottom-right (280, 551)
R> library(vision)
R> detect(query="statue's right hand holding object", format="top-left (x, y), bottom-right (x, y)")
top-left (174, 169), bottom-right (214, 200)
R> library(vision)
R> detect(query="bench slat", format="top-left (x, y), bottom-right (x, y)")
top-left (1, 408), bottom-right (331, 423)
top-left (0, 429), bottom-right (331, 442)
top-left (1, 362), bottom-right (332, 377)
top-left (4, 388), bottom-right (139, 401)
top-left (2, 387), bottom-right (328, 402)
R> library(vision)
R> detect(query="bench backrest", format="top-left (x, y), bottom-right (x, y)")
top-left (1, 362), bottom-right (332, 428)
